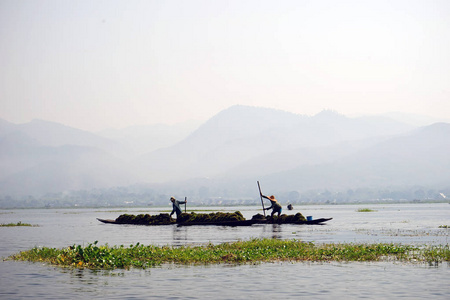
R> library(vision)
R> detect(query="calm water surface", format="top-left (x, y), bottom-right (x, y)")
top-left (1, 203), bottom-right (449, 299)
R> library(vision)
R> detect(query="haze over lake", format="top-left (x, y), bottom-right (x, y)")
top-left (1, 105), bottom-right (449, 208)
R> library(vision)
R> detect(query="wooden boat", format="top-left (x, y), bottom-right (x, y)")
top-left (176, 218), bottom-right (332, 226)
top-left (96, 218), bottom-right (117, 224)
top-left (96, 217), bottom-right (332, 227)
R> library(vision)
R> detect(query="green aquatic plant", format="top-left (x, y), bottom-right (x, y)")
top-left (114, 211), bottom-right (247, 225)
top-left (177, 211), bottom-right (245, 223)
top-left (106, 211), bottom-right (312, 225)
top-left (356, 208), bottom-right (377, 212)
top-left (8, 239), bottom-right (450, 270)
top-left (0, 221), bottom-right (35, 227)
top-left (277, 212), bottom-right (306, 223)
top-left (438, 225), bottom-right (449, 228)
top-left (250, 212), bottom-right (306, 223)
top-left (115, 213), bottom-right (174, 225)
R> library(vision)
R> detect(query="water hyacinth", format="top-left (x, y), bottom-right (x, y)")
top-left (8, 239), bottom-right (450, 270)
top-left (114, 211), bottom-right (247, 225)
top-left (115, 213), bottom-right (174, 225)
top-left (177, 211), bottom-right (245, 223)
top-left (110, 211), bottom-right (307, 226)
top-left (0, 221), bottom-right (35, 227)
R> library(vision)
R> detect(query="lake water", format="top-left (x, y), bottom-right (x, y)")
top-left (1, 203), bottom-right (449, 299)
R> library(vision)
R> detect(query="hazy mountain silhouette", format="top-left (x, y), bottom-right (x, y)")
top-left (259, 122), bottom-right (450, 191)
top-left (1, 106), bottom-right (448, 200)
top-left (97, 120), bottom-right (201, 157)
top-left (0, 119), bottom-right (134, 195)
top-left (13, 119), bottom-right (118, 149)
top-left (132, 105), bottom-right (413, 182)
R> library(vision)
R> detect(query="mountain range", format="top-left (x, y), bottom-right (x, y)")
top-left (1, 105), bottom-right (449, 203)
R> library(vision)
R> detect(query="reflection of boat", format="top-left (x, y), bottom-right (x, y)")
top-left (96, 217), bottom-right (333, 227)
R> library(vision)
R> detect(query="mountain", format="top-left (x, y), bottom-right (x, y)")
top-left (0, 117), bottom-right (202, 196)
top-left (0, 119), bottom-right (134, 196)
top-left (2, 107), bottom-right (448, 202)
top-left (132, 105), bottom-right (414, 182)
top-left (96, 120), bottom-right (202, 157)
top-left (259, 122), bottom-right (450, 192)
top-left (14, 119), bottom-right (118, 149)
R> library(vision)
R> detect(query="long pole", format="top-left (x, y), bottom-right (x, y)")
top-left (184, 197), bottom-right (187, 213)
top-left (257, 181), bottom-right (266, 217)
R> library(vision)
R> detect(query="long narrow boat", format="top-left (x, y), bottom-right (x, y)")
top-left (175, 218), bottom-right (332, 226)
top-left (96, 217), bottom-right (332, 227)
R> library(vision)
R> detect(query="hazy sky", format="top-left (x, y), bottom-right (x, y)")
top-left (1, 0), bottom-right (449, 131)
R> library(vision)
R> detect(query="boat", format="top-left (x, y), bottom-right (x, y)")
top-left (96, 212), bottom-right (332, 227)
top-left (173, 218), bottom-right (333, 227)
top-left (96, 218), bottom-right (117, 224)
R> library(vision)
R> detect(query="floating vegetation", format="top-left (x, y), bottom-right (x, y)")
top-left (250, 213), bottom-right (307, 223)
top-left (107, 211), bottom-right (309, 225)
top-left (356, 228), bottom-right (450, 238)
top-left (114, 211), bottom-right (246, 225)
top-left (356, 208), bottom-right (377, 212)
top-left (8, 239), bottom-right (450, 270)
top-left (0, 221), bottom-right (35, 227)
top-left (177, 211), bottom-right (245, 223)
top-left (184, 209), bottom-right (229, 212)
top-left (277, 213), bottom-right (306, 223)
top-left (95, 210), bottom-right (129, 213)
top-left (438, 225), bottom-right (449, 228)
top-left (115, 213), bottom-right (174, 225)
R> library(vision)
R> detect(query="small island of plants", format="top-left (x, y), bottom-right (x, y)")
top-left (0, 221), bottom-right (35, 227)
top-left (8, 239), bottom-right (450, 270)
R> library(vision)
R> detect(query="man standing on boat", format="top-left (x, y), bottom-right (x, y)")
top-left (261, 194), bottom-right (282, 219)
top-left (170, 197), bottom-right (186, 219)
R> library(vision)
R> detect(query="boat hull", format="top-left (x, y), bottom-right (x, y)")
top-left (97, 217), bottom-right (332, 226)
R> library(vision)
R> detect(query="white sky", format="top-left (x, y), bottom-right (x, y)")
top-left (1, 0), bottom-right (449, 131)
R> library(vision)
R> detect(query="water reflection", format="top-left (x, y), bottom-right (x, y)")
top-left (172, 226), bottom-right (188, 246)
top-left (268, 224), bottom-right (282, 239)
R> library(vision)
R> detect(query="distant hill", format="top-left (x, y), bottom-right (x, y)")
top-left (0, 119), bottom-right (133, 195)
top-left (13, 119), bottom-right (118, 149)
top-left (2, 107), bottom-right (448, 202)
top-left (259, 122), bottom-right (450, 192)
top-left (96, 120), bottom-right (202, 157)
top-left (132, 105), bottom-right (414, 182)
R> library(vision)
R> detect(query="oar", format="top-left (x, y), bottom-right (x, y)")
top-left (184, 197), bottom-right (187, 213)
top-left (257, 181), bottom-right (266, 217)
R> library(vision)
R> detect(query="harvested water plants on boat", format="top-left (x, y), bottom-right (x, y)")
top-left (96, 211), bottom-right (332, 226)
top-left (113, 211), bottom-right (246, 225)
top-left (8, 239), bottom-right (450, 270)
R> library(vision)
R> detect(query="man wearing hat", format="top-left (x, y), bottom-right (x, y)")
top-left (170, 197), bottom-right (187, 219)
top-left (261, 194), bottom-right (282, 219)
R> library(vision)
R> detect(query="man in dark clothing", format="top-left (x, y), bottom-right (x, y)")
top-left (170, 197), bottom-right (186, 218)
top-left (261, 194), bottom-right (282, 218)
